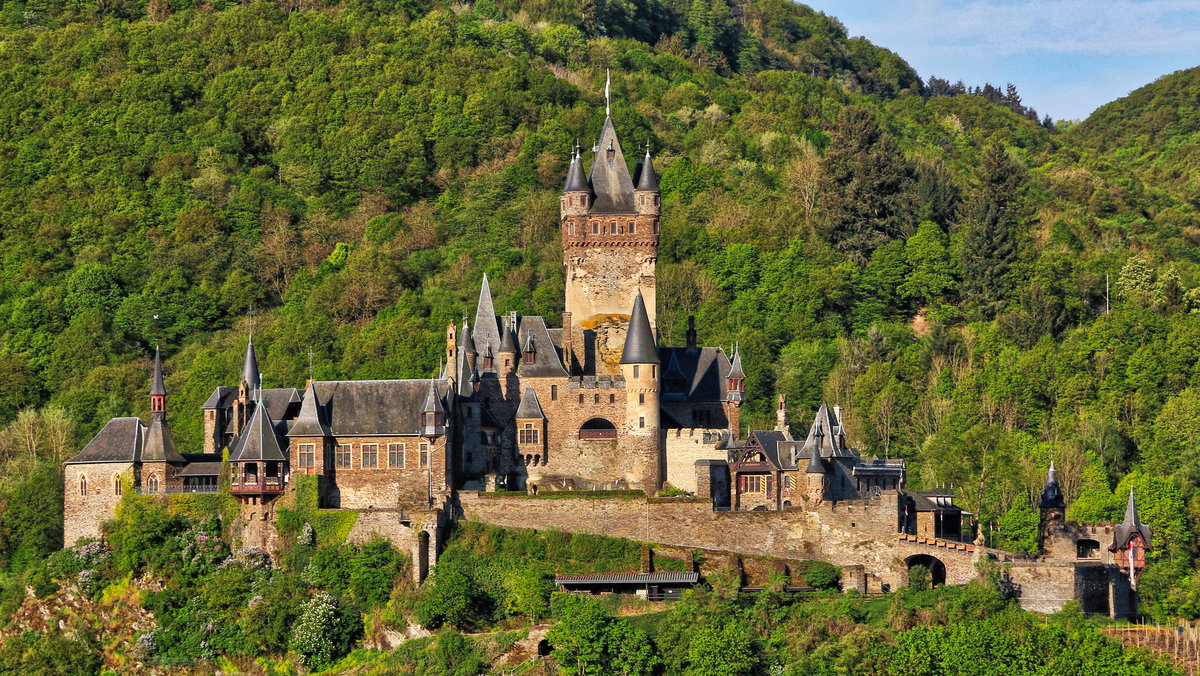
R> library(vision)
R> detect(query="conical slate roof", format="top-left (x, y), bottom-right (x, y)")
top-left (499, 321), bottom-right (519, 354)
top-left (461, 318), bottom-right (476, 355)
top-left (636, 148), bottom-right (659, 191)
top-left (473, 274), bottom-right (501, 359)
top-left (800, 402), bottom-right (846, 459)
top-left (229, 397), bottom-right (286, 462)
top-left (150, 347), bottom-right (167, 396)
top-left (588, 117), bottom-right (636, 214)
top-left (806, 444), bottom-right (825, 473)
top-left (242, 339), bottom-right (261, 392)
top-left (1038, 461), bottom-right (1066, 509)
top-left (1112, 489), bottom-right (1153, 550)
top-left (515, 388), bottom-right (545, 419)
top-left (621, 290), bottom-right (659, 365)
top-left (564, 150), bottom-right (589, 192)
top-left (288, 380), bottom-right (331, 437)
top-left (141, 412), bottom-right (185, 464)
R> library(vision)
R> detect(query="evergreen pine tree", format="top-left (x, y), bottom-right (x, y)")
top-left (817, 105), bottom-right (917, 265)
top-left (687, 0), bottom-right (716, 52)
top-left (960, 140), bottom-right (1025, 316)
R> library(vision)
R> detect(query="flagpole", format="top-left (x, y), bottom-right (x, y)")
top-left (605, 69), bottom-right (610, 117)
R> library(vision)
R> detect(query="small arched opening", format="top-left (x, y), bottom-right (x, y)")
top-left (904, 554), bottom-right (947, 589)
top-left (113, 474), bottom-right (122, 496)
top-left (416, 531), bottom-right (431, 584)
top-left (580, 418), bottom-right (618, 439)
top-left (80, 474), bottom-right (87, 496)
top-left (148, 474), bottom-right (159, 493)
top-left (1077, 538), bottom-right (1101, 559)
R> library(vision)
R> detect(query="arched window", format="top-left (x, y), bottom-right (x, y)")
top-left (80, 475), bottom-right (87, 496)
top-left (148, 474), bottom-right (159, 493)
top-left (114, 475), bottom-right (122, 496)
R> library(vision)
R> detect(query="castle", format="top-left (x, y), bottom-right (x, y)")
top-left (63, 100), bottom-right (1151, 617)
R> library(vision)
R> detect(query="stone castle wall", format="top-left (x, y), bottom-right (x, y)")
top-left (458, 491), bottom-right (913, 588)
top-left (325, 435), bottom-right (447, 509)
top-left (663, 428), bottom-right (728, 493)
top-left (63, 464), bottom-right (132, 545)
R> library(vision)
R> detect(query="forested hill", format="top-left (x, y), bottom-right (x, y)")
top-left (3, 0), bottom-right (1200, 618)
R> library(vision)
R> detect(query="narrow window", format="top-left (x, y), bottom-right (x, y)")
top-left (114, 475), bottom-right (121, 496)
top-left (579, 394), bottom-right (584, 404)
top-left (80, 475), bottom-right (87, 496)
top-left (389, 443), bottom-right (405, 467)
top-left (654, 220), bottom-right (659, 234)
top-left (592, 221), bottom-right (598, 234)
top-left (639, 417), bottom-right (645, 428)
top-left (149, 474), bottom-right (159, 492)
top-left (362, 444), bottom-right (378, 468)
top-left (630, 222), bottom-right (636, 235)
top-left (652, 365), bottom-right (656, 378)
top-left (633, 365), bottom-right (639, 378)
top-left (639, 393), bottom-right (644, 404)
top-left (420, 443), bottom-right (429, 467)
top-left (594, 393), bottom-right (599, 404)
top-left (299, 443), bottom-right (315, 468)
top-left (609, 393), bottom-right (615, 403)
top-left (609, 220), bottom-right (616, 233)
top-left (570, 221), bottom-right (575, 235)
top-left (551, 385), bottom-right (558, 401)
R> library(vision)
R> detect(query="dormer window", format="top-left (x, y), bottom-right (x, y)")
top-left (728, 377), bottom-right (744, 392)
top-left (424, 411), bottom-right (444, 428)
top-left (523, 349), bottom-right (535, 365)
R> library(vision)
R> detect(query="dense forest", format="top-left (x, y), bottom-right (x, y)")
top-left (1, 0), bottom-right (1200, 670)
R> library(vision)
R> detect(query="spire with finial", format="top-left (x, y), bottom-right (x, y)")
top-left (1039, 460), bottom-right (1065, 509)
top-left (150, 346), bottom-right (167, 413)
top-left (604, 68), bottom-right (610, 117)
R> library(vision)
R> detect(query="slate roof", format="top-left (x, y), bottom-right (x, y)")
top-left (728, 346), bottom-right (746, 379)
top-left (1112, 490), bottom-right (1153, 550)
top-left (656, 347), bottom-right (731, 402)
top-left (900, 490), bottom-right (963, 513)
top-left (1038, 461), bottom-right (1066, 509)
top-left (515, 316), bottom-right (569, 378)
top-left (587, 117), bottom-right (636, 214)
top-left (797, 402), bottom-right (849, 458)
top-left (460, 318), bottom-right (476, 355)
top-left (142, 412), bottom-right (185, 464)
top-left (620, 290), bottom-right (659, 365)
top-left (563, 150), bottom-right (589, 192)
top-left (515, 388), bottom-right (545, 419)
top-left (229, 399), bottom-right (287, 462)
top-left (177, 461), bottom-right (223, 477)
top-left (202, 387), bottom-right (299, 421)
top-left (472, 274), bottom-right (502, 362)
top-left (422, 381), bottom-right (446, 414)
top-left (744, 430), bottom-right (787, 468)
top-left (202, 386), bottom-right (238, 410)
top-left (288, 380), bottom-right (331, 437)
top-left (242, 339), bottom-right (260, 391)
top-left (307, 379), bottom-right (450, 436)
top-left (499, 321), bottom-right (518, 354)
top-left (65, 417), bottom-right (145, 464)
top-left (150, 347), bottom-right (166, 396)
top-left (636, 149), bottom-right (659, 191)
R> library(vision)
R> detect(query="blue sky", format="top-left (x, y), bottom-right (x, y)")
top-left (800, 1), bottom-right (1200, 122)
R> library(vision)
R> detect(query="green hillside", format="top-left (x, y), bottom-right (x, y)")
top-left (2, 0), bottom-right (1200, 653)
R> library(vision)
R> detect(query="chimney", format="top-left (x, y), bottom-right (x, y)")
top-left (686, 316), bottom-right (697, 352)
top-left (562, 311), bottom-right (574, 375)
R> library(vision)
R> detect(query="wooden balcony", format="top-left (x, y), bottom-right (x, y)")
top-left (230, 477), bottom-right (284, 495)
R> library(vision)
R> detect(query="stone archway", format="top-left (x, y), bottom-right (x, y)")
top-left (905, 553), bottom-right (947, 587)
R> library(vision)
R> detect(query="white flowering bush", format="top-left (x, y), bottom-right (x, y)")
top-left (288, 591), bottom-right (361, 669)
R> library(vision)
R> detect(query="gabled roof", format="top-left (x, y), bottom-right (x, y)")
top-left (587, 117), bottom-right (636, 214)
top-left (308, 379), bottom-right (451, 436)
top-left (656, 346), bottom-right (732, 402)
top-left (799, 402), bottom-right (848, 458)
top-left (288, 381), bottom-right (331, 437)
top-left (515, 316), bottom-right (569, 378)
top-left (515, 387), bottom-right (545, 419)
top-left (229, 399), bottom-right (287, 462)
top-left (65, 417), bottom-right (145, 464)
top-left (242, 338), bottom-right (260, 391)
top-left (620, 290), bottom-right (659, 365)
top-left (142, 412), bottom-right (185, 464)
top-left (742, 430), bottom-right (787, 468)
top-left (1112, 490), bottom-right (1153, 551)
top-left (636, 148), bottom-right (659, 191)
top-left (150, 347), bottom-right (166, 396)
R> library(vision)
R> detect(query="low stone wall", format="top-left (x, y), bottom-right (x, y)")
top-left (345, 507), bottom-right (446, 582)
top-left (458, 491), bottom-right (911, 587)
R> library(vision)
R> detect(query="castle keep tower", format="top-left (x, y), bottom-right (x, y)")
top-left (561, 99), bottom-right (660, 374)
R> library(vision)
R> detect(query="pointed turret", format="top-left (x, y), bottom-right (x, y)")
top-left (288, 381), bottom-right (331, 437)
top-left (421, 380), bottom-right (446, 436)
top-left (473, 274), bottom-right (501, 361)
top-left (242, 339), bottom-right (261, 393)
top-left (563, 148), bottom-right (589, 193)
top-left (620, 290), bottom-right (659, 365)
top-left (499, 321), bottom-right (518, 355)
top-left (150, 347), bottom-right (167, 413)
top-left (726, 344), bottom-right (746, 404)
top-left (515, 387), bottom-right (545, 420)
top-left (588, 117), bottom-right (636, 214)
top-left (229, 394), bottom-right (285, 462)
top-left (1039, 461), bottom-right (1065, 509)
top-left (461, 318), bottom-right (476, 356)
top-left (728, 345), bottom-right (746, 379)
top-left (636, 146), bottom-right (658, 191)
top-left (1112, 489), bottom-right (1153, 550)
top-left (142, 410), bottom-right (185, 464)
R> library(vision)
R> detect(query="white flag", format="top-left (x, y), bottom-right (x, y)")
top-left (605, 69), bottom-right (610, 116)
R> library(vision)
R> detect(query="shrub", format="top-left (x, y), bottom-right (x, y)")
top-left (289, 591), bottom-right (361, 669)
top-left (799, 560), bottom-right (841, 590)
